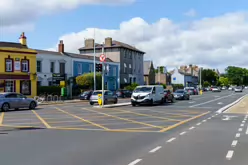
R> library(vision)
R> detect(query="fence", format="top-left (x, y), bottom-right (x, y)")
top-left (34, 95), bottom-right (62, 104)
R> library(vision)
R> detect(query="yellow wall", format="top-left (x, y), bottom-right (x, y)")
top-left (0, 47), bottom-right (37, 97)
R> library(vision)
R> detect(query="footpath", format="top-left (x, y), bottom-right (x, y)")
top-left (225, 95), bottom-right (248, 114)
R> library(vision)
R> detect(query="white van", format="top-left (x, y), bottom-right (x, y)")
top-left (131, 85), bottom-right (164, 106)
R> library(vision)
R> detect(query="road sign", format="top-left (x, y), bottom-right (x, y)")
top-left (100, 54), bottom-right (106, 62)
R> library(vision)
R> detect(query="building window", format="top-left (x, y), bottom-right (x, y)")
top-left (89, 64), bottom-right (93, 72)
top-left (133, 77), bottom-right (136, 83)
top-left (5, 80), bottom-right (14, 92)
top-left (124, 63), bottom-right (127, 73)
top-left (21, 59), bottom-right (29, 72)
top-left (78, 63), bottom-right (82, 75)
top-left (20, 80), bottom-right (31, 95)
top-left (60, 62), bottom-right (65, 74)
top-left (129, 53), bottom-right (132, 59)
top-left (49, 81), bottom-right (53, 86)
top-left (5, 58), bottom-right (13, 72)
top-left (50, 62), bottom-right (54, 73)
top-left (113, 67), bottom-right (116, 76)
top-left (37, 81), bottom-right (41, 87)
top-left (37, 61), bottom-right (42, 72)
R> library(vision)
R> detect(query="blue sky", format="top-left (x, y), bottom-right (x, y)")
top-left (3, 0), bottom-right (248, 50)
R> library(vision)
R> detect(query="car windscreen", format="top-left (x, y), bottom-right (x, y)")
top-left (134, 87), bottom-right (153, 93)
top-left (83, 91), bottom-right (90, 94)
top-left (92, 91), bottom-right (102, 95)
top-left (175, 90), bottom-right (184, 93)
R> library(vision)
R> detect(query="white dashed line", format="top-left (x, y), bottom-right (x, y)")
top-left (226, 150), bottom-right (234, 160)
top-left (231, 140), bottom-right (238, 147)
top-left (189, 127), bottom-right (195, 130)
top-left (246, 126), bottom-right (248, 134)
top-left (239, 128), bottom-right (243, 132)
top-left (180, 131), bottom-right (186, 135)
top-left (240, 124), bottom-right (244, 127)
top-left (128, 159), bottom-right (142, 165)
top-left (208, 117), bottom-right (211, 120)
top-left (236, 133), bottom-right (240, 138)
top-left (149, 146), bottom-right (162, 153)
top-left (202, 120), bottom-right (207, 122)
top-left (212, 115), bottom-right (215, 117)
top-left (196, 123), bottom-right (201, 126)
top-left (242, 121), bottom-right (245, 123)
top-left (167, 137), bottom-right (176, 143)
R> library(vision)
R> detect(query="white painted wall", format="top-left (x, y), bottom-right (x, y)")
top-left (36, 52), bottom-right (72, 86)
top-left (171, 68), bottom-right (184, 85)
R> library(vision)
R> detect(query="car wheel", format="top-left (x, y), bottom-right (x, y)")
top-left (171, 98), bottom-right (175, 103)
top-left (132, 103), bottom-right (136, 106)
top-left (150, 99), bottom-right (153, 105)
top-left (160, 98), bottom-right (164, 104)
top-left (1, 103), bottom-right (9, 112)
top-left (29, 101), bottom-right (36, 110)
top-left (187, 96), bottom-right (190, 100)
top-left (114, 99), bottom-right (118, 104)
top-left (90, 102), bottom-right (94, 105)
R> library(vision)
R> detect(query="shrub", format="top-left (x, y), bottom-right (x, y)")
top-left (37, 86), bottom-right (61, 96)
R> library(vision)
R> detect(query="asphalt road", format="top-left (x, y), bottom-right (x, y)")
top-left (0, 90), bottom-right (247, 165)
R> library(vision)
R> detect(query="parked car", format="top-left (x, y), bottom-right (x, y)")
top-left (116, 90), bottom-right (132, 98)
top-left (131, 85), bottom-right (164, 106)
top-left (228, 87), bottom-right (233, 91)
top-left (173, 89), bottom-right (190, 100)
top-left (79, 90), bottom-right (93, 100)
top-left (0, 92), bottom-right (37, 111)
top-left (89, 90), bottom-right (118, 105)
top-left (234, 86), bottom-right (243, 92)
top-left (164, 90), bottom-right (175, 103)
top-left (185, 87), bottom-right (198, 95)
top-left (212, 86), bottom-right (221, 92)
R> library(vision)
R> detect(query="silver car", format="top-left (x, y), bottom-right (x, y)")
top-left (89, 90), bottom-right (118, 105)
top-left (234, 87), bottom-right (243, 92)
top-left (0, 92), bottom-right (37, 112)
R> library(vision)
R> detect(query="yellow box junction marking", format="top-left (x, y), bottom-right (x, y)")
top-left (32, 110), bottom-right (52, 128)
top-left (0, 112), bottom-right (4, 125)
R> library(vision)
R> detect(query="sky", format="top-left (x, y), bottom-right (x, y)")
top-left (1, 0), bottom-right (248, 72)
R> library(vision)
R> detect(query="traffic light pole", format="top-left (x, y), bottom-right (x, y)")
top-left (101, 45), bottom-right (105, 107)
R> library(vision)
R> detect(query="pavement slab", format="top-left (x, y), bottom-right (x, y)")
top-left (225, 96), bottom-right (248, 114)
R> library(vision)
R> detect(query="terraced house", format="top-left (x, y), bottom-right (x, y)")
top-left (0, 33), bottom-right (37, 97)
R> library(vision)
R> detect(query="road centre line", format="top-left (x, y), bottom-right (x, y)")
top-left (246, 125), bottom-right (248, 134)
top-left (190, 94), bottom-right (235, 107)
top-left (128, 159), bottom-right (142, 165)
top-left (167, 137), bottom-right (176, 143)
top-left (159, 111), bottom-right (210, 132)
top-left (196, 123), bottom-right (201, 125)
top-left (0, 112), bottom-right (5, 125)
top-left (180, 131), bottom-right (186, 135)
top-left (149, 146), bottom-right (162, 153)
top-left (202, 120), bottom-right (207, 122)
top-left (55, 108), bottom-right (109, 130)
top-left (236, 133), bottom-right (240, 138)
top-left (242, 121), bottom-right (245, 123)
top-left (82, 108), bottom-right (163, 128)
top-left (189, 126), bottom-right (195, 130)
top-left (238, 128), bottom-right (243, 132)
top-left (32, 110), bottom-right (51, 128)
top-left (231, 140), bottom-right (238, 147)
top-left (241, 124), bottom-right (244, 127)
top-left (103, 108), bottom-right (182, 122)
top-left (226, 150), bottom-right (234, 160)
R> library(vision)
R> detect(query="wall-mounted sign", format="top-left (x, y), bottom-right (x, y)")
top-left (14, 61), bottom-right (21, 71)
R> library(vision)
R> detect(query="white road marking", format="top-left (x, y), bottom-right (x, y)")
top-left (246, 126), bottom-right (248, 134)
top-left (231, 140), bottom-right (238, 147)
top-left (189, 101), bottom-right (195, 103)
top-left (167, 137), bottom-right (176, 143)
top-left (180, 131), bottom-right (186, 135)
top-left (196, 123), bottom-right (201, 126)
top-left (217, 102), bottom-right (223, 105)
top-left (208, 117), bottom-right (211, 119)
top-left (189, 126), bottom-right (195, 130)
top-left (128, 159), bottom-right (142, 165)
top-left (241, 124), bottom-right (244, 127)
top-left (202, 120), bottom-right (207, 122)
top-left (149, 146), bottom-right (162, 153)
top-left (236, 133), bottom-right (240, 138)
top-left (239, 128), bottom-right (243, 132)
top-left (190, 94), bottom-right (234, 107)
top-left (212, 115), bottom-right (215, 117)
top-left (226, 150), bottom-right (234, 160)
top-left (242, 121), bottom-right (245, 123)
top-left (244, 118), bottom-right (247, 121)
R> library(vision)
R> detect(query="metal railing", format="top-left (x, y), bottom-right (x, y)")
top-left (34, 94), bottom-right (62, 104)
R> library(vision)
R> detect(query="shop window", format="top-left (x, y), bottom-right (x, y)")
top-left (20, 80), bottom-right (31, 95)
top-left (5, 58), bottom-right (13, 72)
top-left (21, 59), bottom-right (29, 72)
top-left (5, 80), bottom-right (15, 92)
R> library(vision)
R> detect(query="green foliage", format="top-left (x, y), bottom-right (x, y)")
top-left (37, 86), bottom-right (61, 95)
top-left (124, 83), bottom-right (139, 91)
top-left (219, 77), bottom-right (229, 86)
top-left (203, 81), bottom-right (211, 87)
top-left (201, 69), bottom-right (218, 85)
top-left (172, 84), bottom-right (184, 91)
top-left (225, 66), bottom-right (248, 85)
top-left (76, 72), bottom-right (102, 89)
top-left (161, 83), bottom-right (166, 89)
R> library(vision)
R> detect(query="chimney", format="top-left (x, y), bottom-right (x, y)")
top-left (105, 37), bottom-right (112, 47)
top-left (84, 38), bottom-right (94, 48)
top-left (19, 32), bottom-right (27, 46)
top-left (58, 40), bottom-right (64, 53)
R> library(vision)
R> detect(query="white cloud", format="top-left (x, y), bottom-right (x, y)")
top-left (53, 12), bottom-right (248, 72)
top-left (0, 0), bottom-right (135, 31)
top-left (184, 9), bottom-right (197, 17)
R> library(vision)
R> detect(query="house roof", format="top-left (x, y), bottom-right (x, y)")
top-left (36, 49), bottom-right (62, 55)
top-left (144, 61), bottom-right (152, 75)
top-left (170, 69), bottom-right (192, 76)
top-left (0, 42), bottom-right (28, 49)
top-left (79, 40), bottom-right (145, 54)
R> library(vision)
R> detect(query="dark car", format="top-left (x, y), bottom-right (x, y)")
top-left (164, 90), bottom-right (175, 103)
top-left (173, 89), bottom-right (190, 100)
top-left (79, 91), bottom-right (93, 100)
top-left (116, 90), bottom-right (132, 98)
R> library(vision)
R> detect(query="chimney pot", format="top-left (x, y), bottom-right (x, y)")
top-left (58, 40), bottom-right (64, 53)
top-left (84, 38), bottom-right (94, 48)
top-left (105, 37), bottom-right (112, 47)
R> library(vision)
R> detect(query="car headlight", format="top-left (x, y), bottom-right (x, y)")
top-left (145, 94), bottom-right (150, 98)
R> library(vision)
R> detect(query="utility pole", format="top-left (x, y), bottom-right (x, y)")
top-left (93, 28), bottom-right (96, 91)
top-left (101, 43), bottom-right (105, 107)
top-left (200, 67), bottom-right (202, 89)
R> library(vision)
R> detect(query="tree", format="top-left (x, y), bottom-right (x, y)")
top-left (203, 81), bottom-right (210, 87)
top-left (76, 72), bottom-right (102, 89)
top-left (219, 77), bottom-right (229, 86)
top-left (225, 66), bottom-right (248, 85)
top-left (201, 69), bottom-right (218, 85)
top-left (125, 83), bottom-right (139, 91)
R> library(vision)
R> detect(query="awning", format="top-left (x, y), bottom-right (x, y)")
top-left (0, 74), bottom-right (30, 80)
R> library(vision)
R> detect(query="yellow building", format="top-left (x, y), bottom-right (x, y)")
top-left (0, 32), bottom-right (37, 97)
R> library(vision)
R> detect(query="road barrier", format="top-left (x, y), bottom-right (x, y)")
top-left (34, 95), bottom-right (62, 104)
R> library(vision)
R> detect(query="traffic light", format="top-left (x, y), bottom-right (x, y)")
top-left (96, 63), bottom-right (103, 72)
